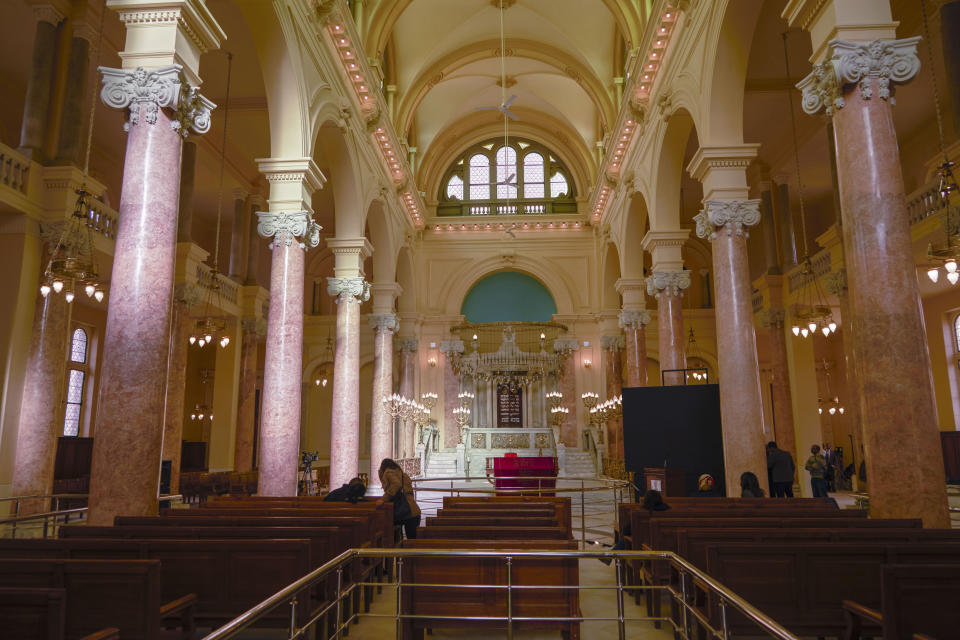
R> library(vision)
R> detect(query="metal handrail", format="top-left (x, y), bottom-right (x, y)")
top-left (201, 548), bottom-right (799, 640)
top-left (0, 493), bottom-right (90, 503)
top-left (0, 495), bottom-right (183, 539)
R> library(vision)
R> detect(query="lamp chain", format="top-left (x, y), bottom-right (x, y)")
top-left (80, 3), bottom-right (107, 179)
top-left (781, 31), bottom-right (812, 261)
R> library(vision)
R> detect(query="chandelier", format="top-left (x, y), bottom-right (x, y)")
top-left (313, 331), bottom-right (334, 387)
top-left (920, 0), bottom-right (960, 284)
top-left (40, 8), bottom-right (107, 304)
top-left (685, 328), bottom-right (708, 381)
top-left (189, 403), bottom-right (212, 421)
top-left (782, 32), bottom-right (837, 339)
top-left (189, 52), bottom-right (234, 349)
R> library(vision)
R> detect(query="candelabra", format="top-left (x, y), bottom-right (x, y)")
top-left (545, 390), bottom-right (563, 409)
top-left (453, 406), bottom-right (471, 444)
top-left (382, 393), bottom-right (421, 455)
top-left (581, 391), bottom-right (599, 411)
top-left (419, 392), bottom-right (437, 445)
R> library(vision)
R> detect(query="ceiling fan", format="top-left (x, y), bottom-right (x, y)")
top-left (496, 172), bottom-right (517, 189)
top-left (476, 94), bottom-right (519, 121)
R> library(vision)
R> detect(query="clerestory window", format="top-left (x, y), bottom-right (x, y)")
top-left (438, 137), bottom-right (576, 216)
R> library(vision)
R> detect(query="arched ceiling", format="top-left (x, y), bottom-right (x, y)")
top-left (367, 0), bottom-right (635, 188)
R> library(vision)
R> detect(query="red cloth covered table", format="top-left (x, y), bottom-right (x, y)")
top-left (493, 456), bottom-right (558, 496)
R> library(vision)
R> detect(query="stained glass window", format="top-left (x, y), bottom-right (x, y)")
top-left (550, 172), bottom-right (569, 198)
top-left (523, 153), bottom-right (545, 199)
top-left (446, 175), bottom-right (464, 200)
top-left (63, 369), bottom-right (85, 436)
top-left (468, 154), bottom-right (489, 200)
top-left (70, 328), bottom-right (87, 363)
top-left (495, 146), bottom-right (518, 199)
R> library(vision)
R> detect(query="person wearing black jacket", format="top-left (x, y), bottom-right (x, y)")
top-left (766, 441), bottom-right (796, 497)
top-left (323, 477), bottom-right (367, 503)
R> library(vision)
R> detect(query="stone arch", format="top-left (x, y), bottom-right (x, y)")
top-left (395, 246), bottom-right (416, 314)
top-left (649, 108), bottom-right (698, 232)
top-left (313, 120), bottom-right (364, 238)
top-left (440, 256), bottom-right (578, 317)
top-left (460, 271), bottom-right (558, 323)
top-left (701, 0), bottom-right (765, 146)
top-left (600, 242), bottom-right (622, 311)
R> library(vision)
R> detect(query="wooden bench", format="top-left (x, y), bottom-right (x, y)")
top-left (0, 587), bottom-right (122, 640)
top-left (843, 564), bottom-right (960, 640)
top-left (400, 538), bottom-right (580, 640)
top-left (703, 542), bottom-right (960, 638)
top-left (419, 525), bottom-right (570, 540)
top-left (425, 515), bottom-right (560, 528)
top-left (0, 558), bottom-right (193, 640)
top-left (441, 497), bottom-right (572, 533)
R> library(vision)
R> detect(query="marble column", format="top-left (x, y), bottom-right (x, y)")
top-left (229, 190), bottom-right (249, 281)
top-left (87, 66), bottom-right (215, 525)
top-left (602, 336), bottom-right (625, 459)
top-left (757, 308), bottom-right (796, 461)
top-left (398, 338), bottom-right (417, 456)
top-left (256, 211), bottom-right (321, 496)
top-left (233, 317), bottom-right (263, 473)
top-left (440, 340), bottom-right (464, 451)
top-left (18, 7), bottom-right (63, 161)
top-left (619, 310), bottom-right (651, 387)
top-left (54, 28), bottom-right (93, 166)
top-left (647, 271), bottom-right (689, 385)
top-left (11, 289), bottom-right (68, 514)
top-left (554, 338), bottom-right (579, 446)
top-left (161, 285), bottom-right (201, 495)
top-left (177, 141), bottom-right (197, 243)
top-left (799, 39), bottom-right (950, 527)
top-left (327, 277), bottom-right (369, 489)
top-left (369, 313), bottom-right (398, 492)
top-left (694, 199), bottom-right (768, 495)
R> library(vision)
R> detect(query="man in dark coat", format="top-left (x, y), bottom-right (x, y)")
top-left (766, 441), bottom-right (796, 497)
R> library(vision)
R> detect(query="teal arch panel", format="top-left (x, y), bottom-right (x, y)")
top-left (460, 271), bottom-right (557, 322)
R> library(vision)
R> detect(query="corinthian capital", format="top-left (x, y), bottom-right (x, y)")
top-left (99, 65), bottom-right (215, 136)
top-left (398, 337), bottom-right (418, 353)
top-left (439, 340), bottom-right (465, 355)
top-left (619, 309), bottom-right (651, 330)
top-left (798, 37), bottom-right (921, 115)
top-left (646, 270), bottom-right (690, 299)
top-left (601, 335), bottom-right (625, 351)
top-left (694, 200), bottom-right (761, 240)
top-left (256, 210), bottom-right (322, 250)
top-left (369, 313), bottom-right (399, 333)
top-left (327, 277), bottom-right (370, 303)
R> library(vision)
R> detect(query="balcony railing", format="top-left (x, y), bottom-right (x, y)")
top-left (0, 145), bottom-right (30, 195)
top-left (437, 198), bottom-right (577, 217)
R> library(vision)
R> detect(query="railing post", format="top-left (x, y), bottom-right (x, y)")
top-left (680, 570), bottom-right (690, 640)
top-left (506, 556), bottom-right (513, 640)
top-left (335, 566), bottom-right (344, 639)
top-left (615, 557), bottom-right (626, 640)
top-left (580, 479), bottom-right (585, 550)
top-left (288, 596), bottom-right (298, 639)
top-left (720, 596), bottom-right (730, 640)
top-left (395, 557), bottom-right (403, 640)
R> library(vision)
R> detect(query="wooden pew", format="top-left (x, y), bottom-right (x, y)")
top-left (441, 497), bottom-right (572, 533)
top-left (843, 564), bottom-right (960, 640)
top-left (425, 515), bottom-right (559, 528)
top-left (0, 558), bottom-right (191, 640)
top-left (419, 525), bottom-right (569, 540)
top-left (0, 587), bottom-right (121, 640)
top-left (400, 538), bottom-right (580, 640)
top-left (703, 542), bottom-right (960, 638)
top-left (0, 537), bottom-right (318, 631)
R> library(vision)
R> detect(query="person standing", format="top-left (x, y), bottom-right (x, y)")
top-left (804, 445), bottom-right (829, 498)
top-left (766, 441), bottom-right (795, 498)
top-left (376, 458), bottom-right (421, 540)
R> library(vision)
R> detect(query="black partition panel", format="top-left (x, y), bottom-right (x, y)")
top-left (622, 384), bottom-right (726, 497)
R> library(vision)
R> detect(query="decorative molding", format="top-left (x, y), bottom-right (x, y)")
top-left (439, 340), bottom-right (465, 355)
top-left (798, 38), bottom-right (921, 115)
top-left (756, 308), bottom-right (786, 329)
top-left (72, 21), bottom-right (99, 43)
top-left (618, 309), bottom-right (652, 330)
top-left (640, 229), bottom-right (690, 252)
top-left (491, 433), bottom-right (530, 449)
top-left (111, 3), bottom-right (224, 58)
top-left (398, 337), bottom-right (418, 353)
top-left (369, 313), bottom-right (399, 333)
top-left (255, 158), bottom-right (326, 194)
top-left (694, 199), bottom-right (762, 240)
top-left (601, 335), bottom-right (625, 351)
top-left (553, 337), bottom-right (579, 354)
top-left (686, 145), bottom-right (760, 182)
top-left (646, 270), bottom-right (691, 298)
top-left (823, 268), bottom-right (848, 296)
top-left (99, 65), bottom-right (214, 136)
top-left (173, 282), bottom-right (205, 306)
top-left (256, 210), bottom-right (322, 250)
top-left (32, 4), bottom-right (66, 26)
top-left (327, 277), bottom-right (370, 303)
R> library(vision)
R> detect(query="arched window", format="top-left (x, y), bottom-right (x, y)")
top-left (64, 328), bottom-right (89, 437)
top-left (954, 314), bottom-right (960, 352)
top-left (439, 137), bottom-right (576, 216)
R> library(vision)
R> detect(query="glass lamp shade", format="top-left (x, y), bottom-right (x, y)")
top-left (792, 326), bottom-right (800, 336)
top-left (946, 260), bottom-right (958, 273)
top-left (949, 271), bottom-right (960, 285)
top-left (64, 291), bottom-right (75, 303)
top-left (189, 336), bottom-right (197, 345)
top-left (808, 322), bottom-right (817, 333)
top-left (40, 284), bottom-right (51, 297)
top-left (822, 327), bottom-right (830, 337)
top-left (839, 407), bottom-right (845, 414)
top-left (93, 289), bottom-right (104, 302)
top-left (321, 378), bottom-right (328, 387)
top-left (800, 328), bottom-right (809, 338)
top-left (829, 407), bottom-right (837, 415)
top-left (85, 284), bottom-right (96, 297)
top-left (928, 268), bottom-right (940, 283)
top-left (818, 407), bottom-right (823, 414)
top-left (828, 321), bottom-right (837, 333)
top-left (52, 280), bottom-right (64, 293)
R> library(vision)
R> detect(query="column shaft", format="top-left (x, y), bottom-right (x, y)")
top-left (88, 102), bottom-right (183, 525)
top-left (259, 241), bottom-right (305, 496)
top-left (161, 299), bottom-right (189, 494)
top-left (11, 292), bottom-right (68, 514)
top-left (19, 18), bottom-right (59, 160)
top-left (399, 343), bottom-right (416, 456)
top-left (54, 36), bottom-right (90, 165)
top-left (766, 320), bottom-right (797, 462)
top-left (369, 321), bottom-right (395, 491)
top-left (832, 77), bottom-right (949, 526)
top-left (233, 323), bottom-right (259, 472)
top-left (658, 293), bottom-right (685, 385)
top-left (604, 347), bottom-right (624, 459)
top-left (329, 296), bottom-right (361, 488)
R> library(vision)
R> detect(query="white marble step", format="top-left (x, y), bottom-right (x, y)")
top-left (425, 452), bottom-right (460, 478)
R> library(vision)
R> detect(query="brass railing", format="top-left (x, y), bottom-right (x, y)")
top-left (0, 494), bottom-right (183, 539)
top-left (201, 548), bottom-right (800, 640)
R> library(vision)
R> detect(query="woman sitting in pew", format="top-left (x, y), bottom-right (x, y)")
top-left (604, 490), bottom-right (671, 563)
top-left (376, 459), bottom-right (422, 540)
top-left (739, 471), bottom-right (766, 497)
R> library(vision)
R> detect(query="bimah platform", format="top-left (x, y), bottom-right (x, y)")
top-left (493, 456), bottom-right (557, 496)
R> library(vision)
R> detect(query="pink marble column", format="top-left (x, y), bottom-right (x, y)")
top-left (440, 341), bottom-right (464, 451)
top-left (620, 310), bottom-right (651, 387)
top-left (695, 200), bottom-right (768, 494)
top-left (398, 338), bottom-right (418, 457)
top-left (11, 289), bottom-right (68, 514)
top-left (233, 318), bottom-right (261, 473)
top-left (257, 211), bottom-right (319, 495)
top-left (161, 293), bottom-right (192, 495)
top-left (327, 277), bottom-right (369, 488)
top-left (647, 271), bottom-right (689, 386)
top-left (602, 336), bottom-right (624, 459)
top-left (801, 46), bottom-right (949, 526)
top-left (369, 314), bottom-right (398, 491)
top-left (554, 339), bottom-right (579, 447)
top-left (759, 309), bottom-right (796, 462)
top-left (88, 66), bottom-right (213, 525)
